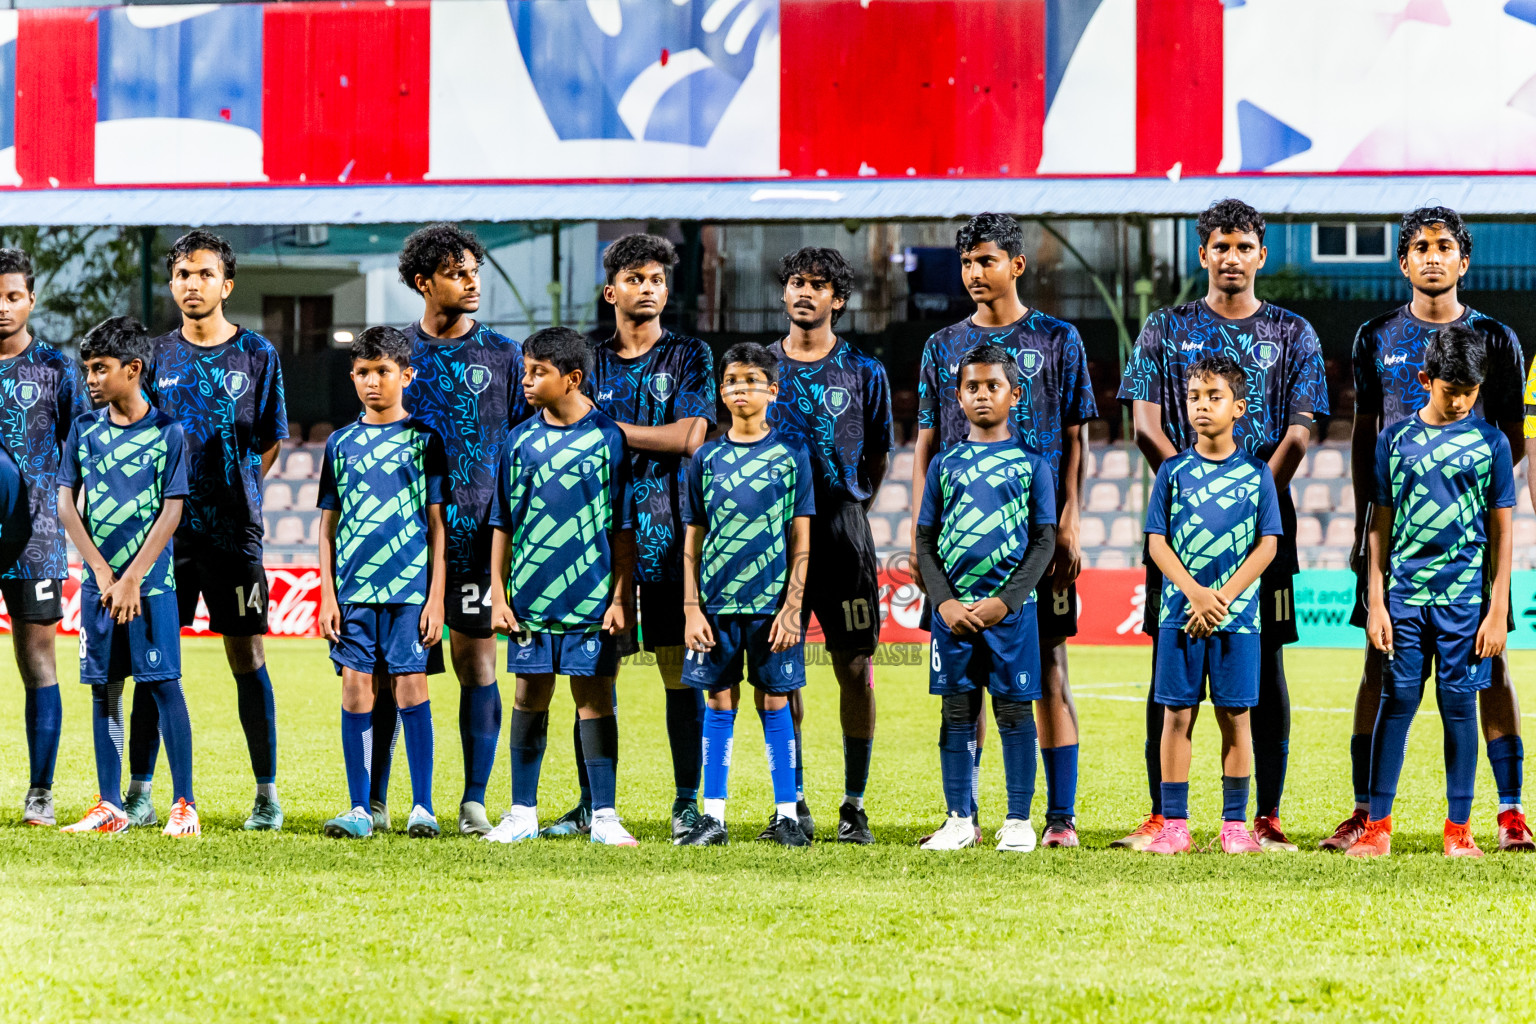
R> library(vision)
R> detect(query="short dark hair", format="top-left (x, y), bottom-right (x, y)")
top-left (0, 248), bottom-right (34, 292)
top-left (525, 326), bottom-right (592, 380)
top-left (720, 342), bottom-right (777, 385)
top-left (350, 325), bottom-right (412, 369)
top-left (1186, 353), bottom-right (1248, 401)
top-left (80, 316), bottom-right (152, 372)
top-left (1424, 324), bottom-right (1486, 387)
top-left (165, 230), bottom-right (236, 279)
top-left (957, 344), bottom-right (1019, 388)
top-left (956, 213), bottom-right (1026, 259)
top-left (1197, 199), bottom-right (1266, 246)
top-left (602, 233), bottom-right (677, 284)
top-left (398, 223), bottom-right (487, 294)
top-left (1398, 206), bottom-right (1472, 263)
top-left (777, 246), bottom-right (854, 324)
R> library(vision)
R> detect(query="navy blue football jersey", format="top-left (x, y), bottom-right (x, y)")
top-left (0, 339), bottom-right (88, 579)
top-left (589, 331), bottom-right (716, 584)
top-left (1117, 300), bottom-right (1330, 461)
top-left (1354, 305), bottom-right (1523, 431)
top-left (917, 310), bottom-right (1098, 487)
top-left (766, 338), bottom-right (893, 507)
top-left (148, 327), bottom-right (287, 561)
top-left (402, 321), bottom-right (528, 580)
top-left (60, 407), bottom-right (189, 598)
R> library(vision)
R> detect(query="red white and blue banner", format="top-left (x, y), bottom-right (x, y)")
top-left (2, 0), bottom-right (1536, 190)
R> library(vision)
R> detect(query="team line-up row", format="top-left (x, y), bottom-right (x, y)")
top-left (0, 203), bottom-right (1529, 856)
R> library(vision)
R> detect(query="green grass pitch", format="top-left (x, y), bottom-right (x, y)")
top-left (3, 637), bottom-right (1535, 1022)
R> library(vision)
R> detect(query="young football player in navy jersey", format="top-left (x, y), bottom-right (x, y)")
top-left (0, 248), bottom-right (87, 827)
top-left (912, 213), bottom-right (1097, 848)
top-left (677, 343), bottom-right (815, 847)
top-left (549, 233), bottom-right (716, 841)
top-left (1140, 355), bottom-right (1281, 856)
top-left (485, 327), bottom-right (638, 848)
top-left (1323, 207), bottom-right (1531, 853)
top-left (369, 224), bottom-right (528, 838)
top-left (1351, 325), bottom-right (1515, 859)
top-left (133, 231), bottom-right (287, 832)
top-left (317, 327), bottom-right (448, 840)
top-left (58, 317), bottom-right (198, 838)
top-left (1115, 199), bottom-right (1329, 853)
top-left (916, 346), bottom-right (1057, 853)
top-left (767, 246), bottom-right (893, 844)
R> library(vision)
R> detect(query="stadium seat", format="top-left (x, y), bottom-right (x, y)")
top-left (263, 481), bottom-right (294, 511)
top-left (1085, 420), bottom-right (1111, 442)
top-left (272, 515), bottom-right (306, 546)
top-left (1300, 482), bottom-right (1333, 513)
top-left (1311, 448), bottom-right (1345, 479)
top-left (1515, 517), bottom-right (1536, 549)
top-left (1078, 517), bottom-right (1106, 548)
top-left (305, 513), bottom-right (322, 547)
top-left (283, 423), bottom-right (302, 447)
top-left (1324, 516), bottom-right (1356, 548)
top-left (1311, 549), bottom-right (1347, 570)
top-left (1108, 516), bottom-right (1139, 548)
top-left (1295, 516), bottom-right (1323, 547)
top-left (1325, 419), bottom-right (1353, 442)
top-left (890, 450), bottom-right (914, 480)
top-left (308, 422), bottom-right (334, 445)
top-left (1095, 549), bottom-right (1129, 569)
top-left (295, 482), bottom-right (320, 508)
top-left (282, 449), bottom-right (315, 480)
top-left (1519, 486), bottom-right (1534, 515)
top-left (1097, 447), bottom-right (1130, 480)
top-left (1086, 481), bottom-right (1122, 513)
top-left (869, 516), bottom-right (893, 547)
top-left (1121, 482), bottom-right (1144, 513)
top-left (874, 483), bottom-right (908, 513)
top-left (1292, 452), bottom-right (1310, 478)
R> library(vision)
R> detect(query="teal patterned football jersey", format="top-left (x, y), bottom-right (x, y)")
top-left (1374, 414), bottom-right (1515, 608)
top-left (917, 439), bottom-right (1056, 604)
top-left (490, 408), bottom-right (634, 633)
top-left (60, 408), bottom-right (188, 597)
top-left (317, 417), bottom-right (448, 605)
top-left (1144, 448), bottom-right (1283, 633)
top-left (683, 430), bottom-right (815, 615)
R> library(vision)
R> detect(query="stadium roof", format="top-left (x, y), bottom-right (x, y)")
top-left (5, 175), bottom-right (1536, 225)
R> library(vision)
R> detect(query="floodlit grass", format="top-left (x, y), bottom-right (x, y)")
top-left (2, 638), bottom-right (1536, 1022)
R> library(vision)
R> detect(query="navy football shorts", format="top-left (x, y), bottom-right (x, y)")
top-left (330, 603), bottom-right (432, 676)
top-left (78, 584), bottom-right (181, 685)
top-left (1153, 627), bottom-right (1262, 708)
top-left (1386, 602), bottom-right (1492, 695)
top-left (507, 628), bottom-right (620, 677)
top-left (680, 613), bottom-right (807, 694)
top-left (929, 601), bottom-right (1042, 702)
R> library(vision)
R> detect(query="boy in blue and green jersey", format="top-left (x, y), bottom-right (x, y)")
top-left (57, 317), bottom-right (198, 838)
top-left (486, 327), bottom-right (638, 848)
top-left (317, 327), bottom-right (448, 840)
top-left (1352, 324), bottom-right (1516, 860)
top-left (915, 345), bottom-right (1057, 853)
top-left (676, 343), bottom-right (815, 847)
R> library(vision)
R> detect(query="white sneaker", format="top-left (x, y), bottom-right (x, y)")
top-left (484, 807), bottom-right (539, 844)
top-left (590, 812), bottom-right (639, 847)
top-left (996, 817), bottom-right (1037, 852)
top-left (920, 814), bottom-right (977, 851)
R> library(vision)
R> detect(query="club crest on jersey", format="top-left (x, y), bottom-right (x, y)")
top-left (147, 649), bottom-right (161, 668)
top-left (782, 663), bottom-right (793, 677)
top-left (465, 364), bottom-right (491, 395)
top-left (413, 641), bottom-right (425, 656)
top-left (584, 638), bottom-right (598, 654)
top-left (1016, 671), bottom-right (1030, 689)
top-left (1252, 340), bottom-right (1280, 369)
top-left (223, 370), bottom-right (250, 399)
top-left (11, 380), bottom-right (40, 409)
top-left (1016, 349), bottom-right (1043, 379)
top-left (650, 373), bottom-right (674, 401)
top-left (823, 387), bottom-right (850, 416)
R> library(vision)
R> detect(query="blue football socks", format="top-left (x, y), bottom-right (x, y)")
top-left (459, 683), bottom-right (501, 807)
top-left (25, 685), bottom-right (61, 790)
top-left (508, 709), bottom-right (549, 809)
top-left (701, 707), bottom-right (737, 807)
top-left (1222, 774), bottom-right (1249, 822)
top-left (341, 709), bottom-right (373, 810)
top-left (763, 705), bottom-right (797, 807)
top-left (1487, 735), bottom-right (1523, 808)
top-left (233, 667), bottom-right (278, 786)
top-left (150, 679), bottom-right (195, 806)
top-left (666, 687), bottom-right (704, 802)
top-left (398, 700), bottom-right (435, 816)
top-left (579, 715), bottom-right (620, 812)
top-left (91, 682), bottom-right (125, 810)
top-left (1160, 781), bottom-right (1190, 821)
top-left (1041, 743), bottom-right (1079, 819)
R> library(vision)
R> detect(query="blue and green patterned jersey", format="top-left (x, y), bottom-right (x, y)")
top-left (916, 439), bottom-right (1056, 605)
top-left (60, 408), bottom-right (188, 597)
top-left (1373, 413), bottom-right (1515, 609)
top-left (402, 321), bottom-right (529, 579)
top-left (490, 408), bottom-right (634, 633)
top-left (148, 327), bottom-right (287, 560)
top-left (1144, 448), bottom-right (1283, 633)
top-left (917, 310), bottom-right (1098, 488)
top-left (317, 417), bottom-right (448, 606)
top-left (0, 338), bottom-right (89, 580)
top-left (590, 331), bottom-right (716, 585)
top-left (683, 430), bottom-right (815, 615)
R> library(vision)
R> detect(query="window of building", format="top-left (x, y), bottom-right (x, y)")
top-left (1312, 223), bottom-right (1391, 262)
top-left (262, 295), bottom-right (335, 353)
